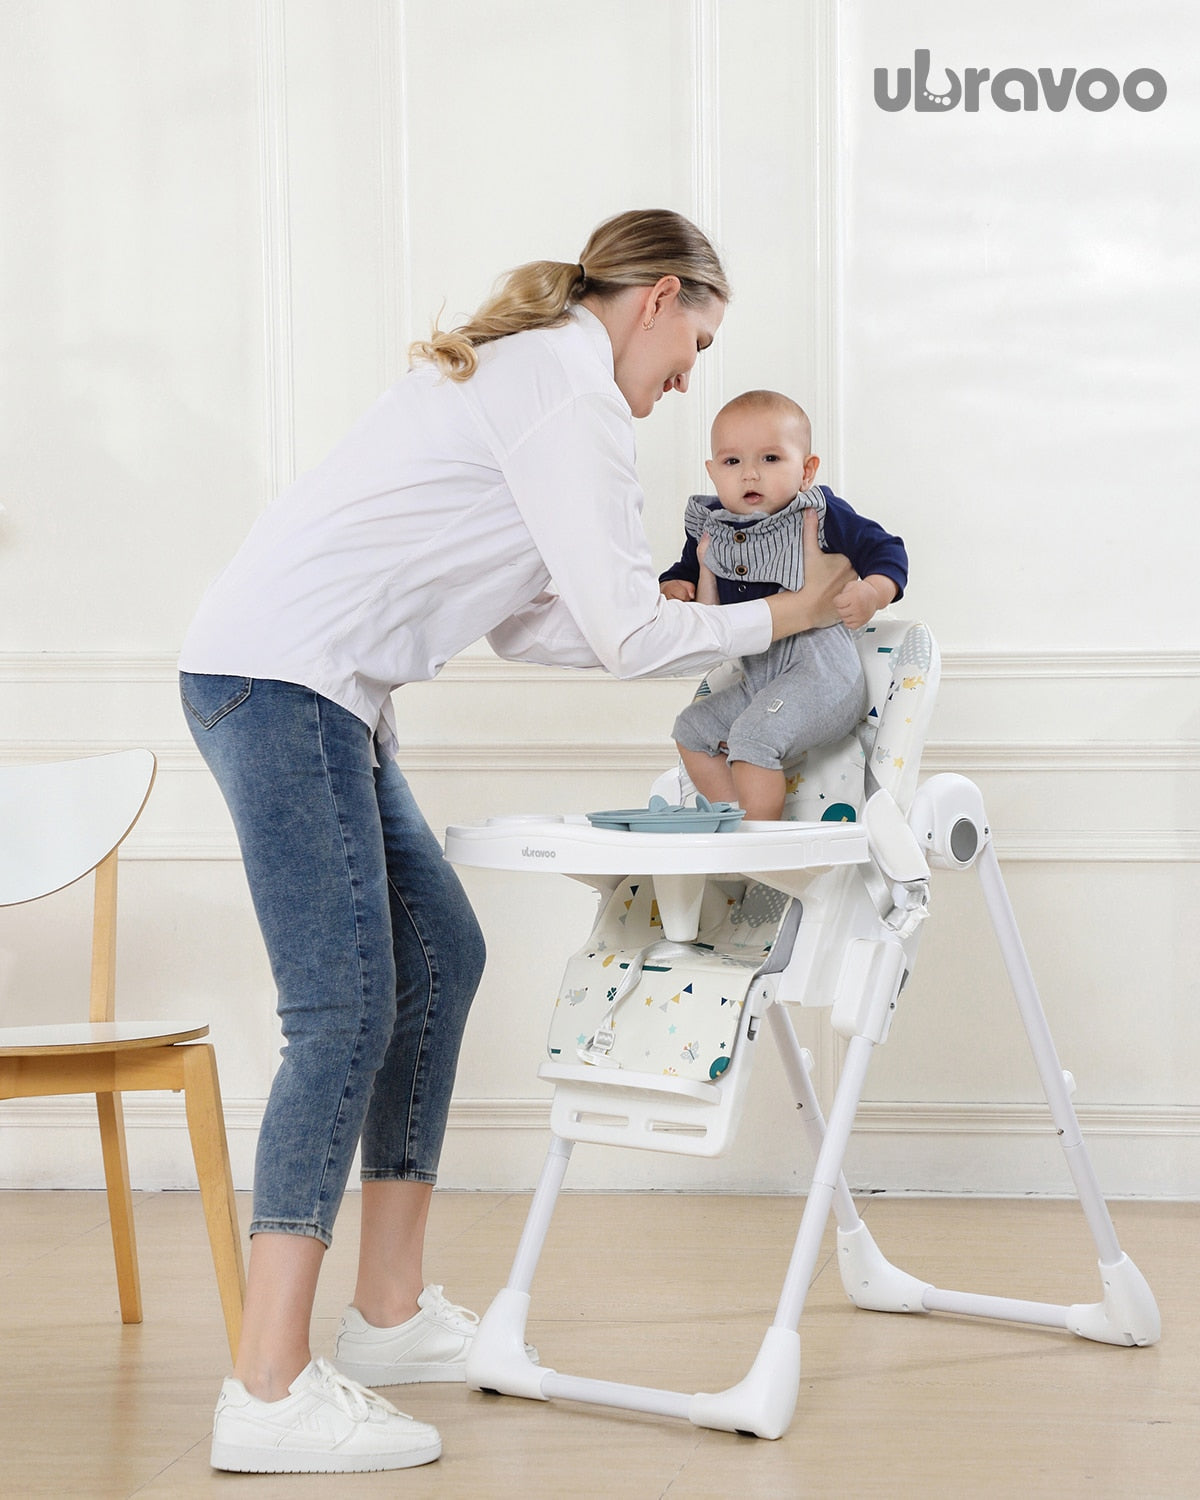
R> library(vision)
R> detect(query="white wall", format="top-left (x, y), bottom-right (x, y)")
top-left (1, 0), bottom-right (1196, 1198)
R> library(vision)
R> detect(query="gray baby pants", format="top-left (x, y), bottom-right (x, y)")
top-left (673, 624), bottom-right (866, 772)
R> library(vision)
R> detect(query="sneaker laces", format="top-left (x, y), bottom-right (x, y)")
top-left (309, 1356), bottom-right (404, 1421)
top-left (421, 1284), bottom-right (480, 1334)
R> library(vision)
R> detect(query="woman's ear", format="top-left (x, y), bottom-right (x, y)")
top-left (644, 274), bottom-right (682, 320)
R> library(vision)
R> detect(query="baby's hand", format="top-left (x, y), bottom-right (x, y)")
top-left (834, 578), bottom-right (878, 631)
top-left (661, 579), bottom-right (696, 601)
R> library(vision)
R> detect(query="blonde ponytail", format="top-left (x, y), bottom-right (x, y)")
top-left (409, 260), bottom-right (584, 381)
top-left (410, 209), bottom-right (730, 382)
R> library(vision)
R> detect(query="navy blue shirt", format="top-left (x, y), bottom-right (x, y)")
top-left (659, 485), bottom-right (908, 606)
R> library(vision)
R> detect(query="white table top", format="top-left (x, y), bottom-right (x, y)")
top-left (443, 814), bottom-right (868, 877)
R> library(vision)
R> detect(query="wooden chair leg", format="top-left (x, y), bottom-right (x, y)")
top-left (180, 1044), bottom-right (246, 1360)
top-left (95, 1091), bottom-right (143, 1324)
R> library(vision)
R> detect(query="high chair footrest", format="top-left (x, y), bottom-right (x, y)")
top-left (538, 1061), bottom-right (720, 1104)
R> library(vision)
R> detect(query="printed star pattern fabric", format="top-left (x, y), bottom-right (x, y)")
top-left (547, 877), bottom-right (792, 1082)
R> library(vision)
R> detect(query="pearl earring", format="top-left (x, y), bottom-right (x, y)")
top-left (642, 316), bottom-right (655, 330)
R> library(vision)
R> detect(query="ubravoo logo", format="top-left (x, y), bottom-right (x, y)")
top-left (875, 50), bottom-right (1166, 113)
top-left (521, 845), bottom-right (556, 859)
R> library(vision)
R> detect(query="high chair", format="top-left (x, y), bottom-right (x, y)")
top-left (444, 621), bottom-right (1159, 1440)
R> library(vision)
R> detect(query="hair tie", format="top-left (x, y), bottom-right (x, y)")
top-left (577, 263), bottom-right (587, 283)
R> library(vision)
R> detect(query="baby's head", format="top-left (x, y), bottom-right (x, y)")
top-left (706, 390), bottom-right (820, 517)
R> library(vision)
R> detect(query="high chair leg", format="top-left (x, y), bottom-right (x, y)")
top-left (505, 1133), bottom-right (573, 1296)
top-left (971, 843), bottom-right (1160, 1345)
top-left (827, 838), bottom-right (1160, 1347)
top-left (975, 843), bottom-right (1121, 1259)
top-left (765, 1004), bottom-right (862, 1235)
top-left (466, 1135), bottom-right (573, 1400)
top-left (466, 1126), bottom-right (801, 1436)
top-left (772, 1032), bottom-right (878, 1331)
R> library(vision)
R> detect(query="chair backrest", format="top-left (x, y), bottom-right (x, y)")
top-left (782, 620), bottom-right (940, 822)
top-left (857, 619), bottom-right (941, 810)
top-left (0, 750), bottom-right (156, 908)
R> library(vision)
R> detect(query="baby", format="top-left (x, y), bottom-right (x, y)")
top-left (659, 389), bottom-right (908, 820)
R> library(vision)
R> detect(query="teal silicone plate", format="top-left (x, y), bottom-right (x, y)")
top-left (586, 794), bottom-right (746, 834)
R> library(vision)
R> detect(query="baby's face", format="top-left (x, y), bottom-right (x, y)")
top-left (705, 409), bottom-right (818, 517)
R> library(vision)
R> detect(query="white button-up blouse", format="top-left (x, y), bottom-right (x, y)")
top-left (179, 305), bottom-right (773, 756)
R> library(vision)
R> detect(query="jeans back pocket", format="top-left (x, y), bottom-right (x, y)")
top-left (179, 672), bottom-right (252, 730)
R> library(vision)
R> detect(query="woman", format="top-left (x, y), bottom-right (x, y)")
top-left (181, 209), bottom-right (853, 1474)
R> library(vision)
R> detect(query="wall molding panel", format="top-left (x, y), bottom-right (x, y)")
top-left (3, 734), bottom-right (1196, 780)
top-left (810, 0), bottom-right (843, 475)
top-left (689, 0), bottom-right (722, 428)
top-left (4, 648), bottom-right (1198, 685)
top-left (1, 1092), bottom-right (1195, 1197)
top-left (4, 734), bottom-right (1197, 782)
top-left (254, 0), bottom-right (296, 500)
top-left (377, 0), bottom-right (413, 386)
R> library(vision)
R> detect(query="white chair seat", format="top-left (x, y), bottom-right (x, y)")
top-left (0, 1021), bottom-right (210, 1055)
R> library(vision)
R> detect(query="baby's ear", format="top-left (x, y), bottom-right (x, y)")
top-left (803, 452), bottom-right (821, 488)
top-left (704, 457), bottom-right (719, 485)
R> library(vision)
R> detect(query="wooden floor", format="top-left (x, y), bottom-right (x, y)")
top-left (0, 1190), bottom-right (1195, 1499)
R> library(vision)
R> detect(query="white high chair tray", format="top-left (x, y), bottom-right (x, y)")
top-left (443, 814), bottom-right (867, 876)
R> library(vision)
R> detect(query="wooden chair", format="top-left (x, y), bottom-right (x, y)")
top-left (0, 748), bottom-right (245, 1358)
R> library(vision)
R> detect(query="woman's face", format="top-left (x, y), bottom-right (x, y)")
top-left (612, 286), bottom-right (725, 418)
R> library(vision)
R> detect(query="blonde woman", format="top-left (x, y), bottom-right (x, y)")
top-left (180, 209), bottom-right (853, 1474)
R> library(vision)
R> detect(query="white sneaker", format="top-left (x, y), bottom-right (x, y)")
top-left (334, 1283), bottom-right (539, 1385)
top-left (210, 1356), bottom-right (442, 1473)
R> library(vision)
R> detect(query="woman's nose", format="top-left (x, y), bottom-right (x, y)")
top-left (666, 371), bottom-right (689, 394)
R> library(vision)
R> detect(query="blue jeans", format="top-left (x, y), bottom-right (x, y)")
top-left (180, 673), bottom-right (485, 1247)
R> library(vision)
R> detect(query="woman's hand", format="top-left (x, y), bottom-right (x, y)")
top-left (765, 508), bottom-right (857, 639)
